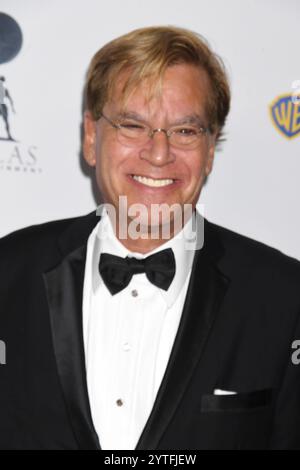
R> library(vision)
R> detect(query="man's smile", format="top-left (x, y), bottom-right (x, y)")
top-left (130, 174), bottom-right (176, 187)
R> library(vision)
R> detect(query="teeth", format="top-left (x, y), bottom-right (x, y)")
top-left (132, 175), bottom-right (174, 187)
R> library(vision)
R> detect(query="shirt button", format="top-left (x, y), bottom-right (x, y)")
top-left (116, 399), bottom-right (124, 407)
top-left (131, 289), bottom-right (138, 297)
top-left (122, 342), bottom-right (131, 351)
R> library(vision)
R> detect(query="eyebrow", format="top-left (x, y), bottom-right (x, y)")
top-left (171, 114), bottom-right (206, 127)
top-left (115, 111), bottom-right (206, 127)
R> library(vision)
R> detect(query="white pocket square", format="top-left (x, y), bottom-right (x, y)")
top-left (213, 388), bottom-right (237, 396)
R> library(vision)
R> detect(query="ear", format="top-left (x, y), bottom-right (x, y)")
top-left (83, 110), bottom-right (97, 167)
top-left (204, 132), bottom-right (217, 177)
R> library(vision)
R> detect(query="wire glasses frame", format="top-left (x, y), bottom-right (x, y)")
top-left (100, 112), bottom-right (210, 150)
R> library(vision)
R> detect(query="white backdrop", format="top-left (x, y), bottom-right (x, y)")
top-left (0, 0), bottom-right (299, 259)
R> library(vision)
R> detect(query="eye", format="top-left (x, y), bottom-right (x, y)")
top-left (174, 127), bottom-right (198, 136)
top-left (120, 121), bottom-right (145, 130)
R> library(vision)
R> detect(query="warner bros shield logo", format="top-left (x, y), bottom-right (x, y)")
top-left (270, 94), bottom-right (300, 139)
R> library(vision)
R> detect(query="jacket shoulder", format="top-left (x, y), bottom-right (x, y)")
top-left (0, 211), bottom-right (97, 269)
top-left (0, 216), bottom-right (80, 251)
top-left (207, 220), bottom-right (300, 281)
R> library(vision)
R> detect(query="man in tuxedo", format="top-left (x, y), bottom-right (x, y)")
top-left (1, 26), bottom-right (300, 450)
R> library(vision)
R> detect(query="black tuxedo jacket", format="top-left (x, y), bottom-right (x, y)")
top-left (0, 210), bottom-right (300, 450)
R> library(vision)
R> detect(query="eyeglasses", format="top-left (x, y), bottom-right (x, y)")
top-left (100, 113), bottom-right (210, 150)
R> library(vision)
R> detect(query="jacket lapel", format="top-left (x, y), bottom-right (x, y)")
top-left (135, 214), bottom-right (230, 450)
top-left (43, 212), bottom-right (101, 450)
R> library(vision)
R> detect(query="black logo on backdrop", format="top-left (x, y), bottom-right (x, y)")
top-left (0, 12), bottom-right (41, 173)
top-left (0, 12), bottom-right (21, 141)
top-left (0, 75), bottom-right (16, 140)
top-left (0, 12), bottom-right (23, 64)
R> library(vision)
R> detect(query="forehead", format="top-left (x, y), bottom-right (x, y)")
top-left (105, 63), bottom-right (211, 120)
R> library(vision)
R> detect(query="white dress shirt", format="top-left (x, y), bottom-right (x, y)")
top-left (82, 208), bottom-right (196, 450)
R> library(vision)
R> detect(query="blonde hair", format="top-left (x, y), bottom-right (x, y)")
top-left (85, 26), bottom-right (230, 141)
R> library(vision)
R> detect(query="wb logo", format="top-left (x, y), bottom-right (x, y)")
top-left (270, 91), bottom-right (300, 139)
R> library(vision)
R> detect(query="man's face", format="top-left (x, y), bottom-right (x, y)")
top-left (84, 63), bottom-right (216, 229)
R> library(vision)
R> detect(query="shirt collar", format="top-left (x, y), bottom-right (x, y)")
top-left (91, 208), bottom-right (197, 308)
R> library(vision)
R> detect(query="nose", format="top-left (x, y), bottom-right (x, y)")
top-left (140, 129), bottom-right (174, 166)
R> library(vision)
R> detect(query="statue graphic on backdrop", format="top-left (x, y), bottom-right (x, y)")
top-left (0, 76), bottom-right (16, 141)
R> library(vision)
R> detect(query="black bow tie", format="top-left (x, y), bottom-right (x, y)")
top-left (99, 248), bottom-right (176, 295)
